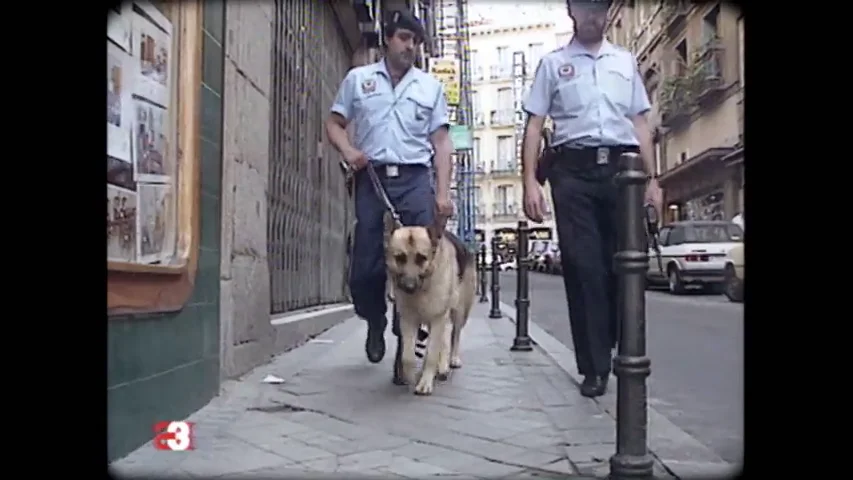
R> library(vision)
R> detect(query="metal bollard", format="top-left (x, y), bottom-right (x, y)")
top-left (511, 221), bottom-right (533, 351)
top-left (478, 244), bottom-right (489, 303)
top-left (609, 152), bottom-right (654, 480)
top-left (488, 236), bottom-right (502, 318)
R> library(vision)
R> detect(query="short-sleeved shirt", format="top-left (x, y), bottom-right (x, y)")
top-left (331, 60), bottom-right (450, 166)
top-left (523, 40), bottom-right (651, 148)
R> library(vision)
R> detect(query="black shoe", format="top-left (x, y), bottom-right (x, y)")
top-left (365, 320), bottom-right (386, 363)
top-left (580, 375), bottom-right (608, 398)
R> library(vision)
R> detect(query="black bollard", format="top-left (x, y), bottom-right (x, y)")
top-left (609, 152), bottom-right (654, 479)
top-left (488, 236), bottom-right (502, 318)
top-left (478, 244), bottom-right (489, 303)
top-left (511, 221), bottom-right (533, 351)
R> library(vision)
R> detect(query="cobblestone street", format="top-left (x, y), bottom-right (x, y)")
top-left (110, 303), bottom-right (673, 479)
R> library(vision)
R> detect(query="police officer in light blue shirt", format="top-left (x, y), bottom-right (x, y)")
top-left (325, 9), bottom-right (454, 369)
top-left (520, 0), bottom-right (663, 398)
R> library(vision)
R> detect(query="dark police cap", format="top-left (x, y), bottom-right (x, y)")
top-left (384, 9), bottom-right (426, 40)
top-left (567, 0), bottom-right (612, 8)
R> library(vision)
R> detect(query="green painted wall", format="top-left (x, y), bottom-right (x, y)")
top-left (108, 1), bottom-right (225, 462)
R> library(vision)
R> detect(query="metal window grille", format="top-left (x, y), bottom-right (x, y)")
top-left (268, 0), bottom-right (354, 314)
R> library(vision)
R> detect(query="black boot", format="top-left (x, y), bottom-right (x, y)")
top-left (365, 318), bottom-right (387, 363)
top-left (580, 374), bottom-right (608, 398)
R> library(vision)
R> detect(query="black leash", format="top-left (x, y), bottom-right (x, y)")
top-left (341, 159), bottom-right (403, 228)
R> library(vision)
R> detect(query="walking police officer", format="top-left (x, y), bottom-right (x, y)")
top-left (325, 10), bottom-right (454, 364)
top-left (521, 0), bottom-right (662, 397)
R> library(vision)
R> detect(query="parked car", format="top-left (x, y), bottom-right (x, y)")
top-left (723, 243), bottom-right (744, 302)
top-left (646, 220), bottom-right (744, 294)
top-left (499, 258), bottom-right (517, 271)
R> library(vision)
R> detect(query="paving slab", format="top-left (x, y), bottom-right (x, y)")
top-left (110, 303), bottom-right (675, 479)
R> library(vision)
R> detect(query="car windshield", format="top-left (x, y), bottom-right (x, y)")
top-left (531, 241), bottom-right (548, 255)
top-left (682, 224), bottom-right (744, 243)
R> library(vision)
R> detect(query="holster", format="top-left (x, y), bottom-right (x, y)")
top-left (534, 128), bottom-right (554, 186)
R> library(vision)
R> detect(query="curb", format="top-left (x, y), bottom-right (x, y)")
top-left (499, 301), bottom-right (738, 479)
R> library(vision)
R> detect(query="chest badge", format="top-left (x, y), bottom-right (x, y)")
top-left (361, 79), bottom-right (377, 94)
top-left (558, 63), bottom-right (575, 79)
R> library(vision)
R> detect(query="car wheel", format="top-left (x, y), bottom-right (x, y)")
top-left (723, 265), bottom-right (743, 302)
top-left (667, 267), bottom-right (685, 295)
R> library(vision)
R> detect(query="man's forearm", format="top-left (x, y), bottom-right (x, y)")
top-left (522, 125), bottom-right (542, 184)
top-left (433, 140), bottom-right (452, 195)
top-left (326, 119), bottom-right (356, 157)
top-left (633, 117), bottom-right (656, 176)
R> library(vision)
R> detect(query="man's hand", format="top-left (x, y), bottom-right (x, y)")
top-left (435, 190), bottom-right (454, 219)
top-left (343, 148), bottom-right (368, 171)
top-left (645, 178), bottom-right (663, 215)
top-left (523, 180), bottom-right (548, 224)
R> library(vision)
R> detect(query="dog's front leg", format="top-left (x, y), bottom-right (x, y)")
top-left (436, 323), bottom-right (452, 381)
top-left (414, 316), bottom-right (449, 395)
top-left (398, 319), bottom-right (418, 386)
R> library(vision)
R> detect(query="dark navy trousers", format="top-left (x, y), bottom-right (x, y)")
top-left (549, 161), bottom-right (620, 378)
top-left (349, 164), bottom-right (434, 331)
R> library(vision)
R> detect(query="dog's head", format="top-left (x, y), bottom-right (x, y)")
top-left (383, 211), bottom-right (447, 294)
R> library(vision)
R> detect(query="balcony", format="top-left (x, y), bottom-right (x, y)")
top-left (489, 64), bottom-right (511, 81)
top-left (659, 76), bottom-right (692, 130)
top-left (492, 203), bottom-right (519, 223)
top-left (693, 38), bottom-right (726, 106)
top-left (662, 0), bottom-right (692, 37)
top-left (490, 109), bottom-right (515, 128)
top-left (473, 112), bottom-right (486, 129)
top-left (489, 160), bottom-right (518, 177)
top-left (473, 67), bottom-right (484, 82)
top-left (474, 161), bottom-right (486, 177)
top-left (475, 204), bottom-right (487, 224)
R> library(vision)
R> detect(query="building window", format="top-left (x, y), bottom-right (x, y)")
top-left (654, 141), bottom-right (662, 176)
top-left (674, 39), bottom-right (688, 76)
top-left (497, 87), bottom-right (512, 112)
top-left (473, 138), bottom-right (482, 168)
top-left (471, 49), bottom-right (482, 80)
top-left (496, 46), bottom-right (510, 77)
top-left (471, 89), bottom-right (481, 117)
top-left (108, 2), bottom-right (204, 313)
top-left (496, 135), bottom-right (513, 170)
top-left (737, 17), bottom-right (744, 87)
top-left (495, 184), bottom-right (516, 214)
top-left (702, 4), bottom-right (721, 43)
top-left (527, 42), bottom-right (544, 71)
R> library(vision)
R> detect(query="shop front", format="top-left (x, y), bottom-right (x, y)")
top-left (660, 147), bottom-right (738, 223)
top-left (107, 1), bottom-right (223, 461)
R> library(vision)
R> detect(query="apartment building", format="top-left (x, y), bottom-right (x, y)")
top-left (606, 1), bottom-right (744, 223)
top-left (467, 9), bottom-right (572, 255)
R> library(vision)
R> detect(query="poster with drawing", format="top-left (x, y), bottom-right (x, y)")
top-left (132, 99), bottom-right (170, 183)
top-left (108, 185), bottom-right (138, 262)
top-left (107, 3), bottom-right (132, 52)
top-left (107, 42), bottom-right (133, 162)
top-left (131, 4), bottom-right (172, 106)
top-left (108, 156), bottom-right (136, 191)
top-left (137, 183), bottom-right (172, 264)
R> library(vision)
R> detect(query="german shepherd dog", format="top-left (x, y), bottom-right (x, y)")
top-left (384, 213), bottom-right (477, 395)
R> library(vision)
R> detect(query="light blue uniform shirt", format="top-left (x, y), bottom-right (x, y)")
top-left (331, 60), bottom-right (450, 166)
top-left (524, 40), bottom-right (651, 148)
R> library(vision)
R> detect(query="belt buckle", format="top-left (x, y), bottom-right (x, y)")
top-left (596, 147), bottom-right (609, 165)
top-left (386, 165), bottom-right (399, 178)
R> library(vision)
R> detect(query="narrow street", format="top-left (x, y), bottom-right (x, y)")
top-left (499, 271), bottom-right (743, 465)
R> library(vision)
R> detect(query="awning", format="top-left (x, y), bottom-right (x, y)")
top-left (659, 146), bottom-right (735, 185)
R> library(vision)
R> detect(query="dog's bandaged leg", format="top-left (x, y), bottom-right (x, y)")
top-left (414, 316), bottom-right (450, 395)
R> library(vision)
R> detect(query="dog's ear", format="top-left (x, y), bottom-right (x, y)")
top-left (383, 211), bottom-right (398, 246)
top-left (428, 215), bottom-right (447, 248)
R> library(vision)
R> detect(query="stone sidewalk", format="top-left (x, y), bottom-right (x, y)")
top-left (110, 303), bottom-right (673, 479)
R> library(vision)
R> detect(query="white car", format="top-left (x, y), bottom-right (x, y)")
top-left (646, 220), bottom-right (744, 294)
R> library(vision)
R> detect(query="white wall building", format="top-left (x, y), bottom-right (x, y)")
top-left (466, 0), bottom-right (573, 254)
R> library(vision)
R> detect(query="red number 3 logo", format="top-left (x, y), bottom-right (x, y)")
top-left (153, 421), bottom-right (194, 451)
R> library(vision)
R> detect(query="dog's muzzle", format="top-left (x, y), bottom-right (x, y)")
top-left (397, 276), bottom-right (419, 294)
